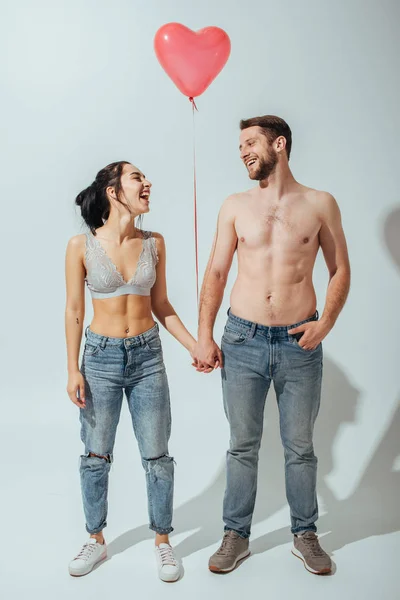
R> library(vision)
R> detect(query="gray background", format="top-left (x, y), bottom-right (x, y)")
top-left (1, 1), bottom-right (399, 598)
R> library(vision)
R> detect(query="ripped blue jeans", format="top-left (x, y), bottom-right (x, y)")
top-left (79, 323), bottom-right (174, 535)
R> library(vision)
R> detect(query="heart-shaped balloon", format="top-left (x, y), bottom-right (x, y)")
top-left (154, 23), bottom-right (231, 98)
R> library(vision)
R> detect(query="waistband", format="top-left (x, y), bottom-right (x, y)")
top-left (85, 322), bottom-right (159, 348)
top-left (226, 308), bottom-right (319, 336)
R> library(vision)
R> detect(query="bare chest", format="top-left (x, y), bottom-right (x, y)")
top-left (235, 202), bottom-right (321, 251)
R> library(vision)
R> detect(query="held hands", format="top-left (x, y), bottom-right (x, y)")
top-left (287, 320), bottom-right (331, 351)
top-left (67, 370), bottom-right (86, 408)
top-left (191, 338), bottom-right (223, 374)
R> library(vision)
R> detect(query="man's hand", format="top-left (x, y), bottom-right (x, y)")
top-left (191, 338), bottom-right (223, 374)
top-left (288, 320), bottom-right (331, 351)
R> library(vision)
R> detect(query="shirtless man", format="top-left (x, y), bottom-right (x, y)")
top-left (193, 115), bottom-right (350, 575)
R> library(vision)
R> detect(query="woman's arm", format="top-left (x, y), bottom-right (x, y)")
top-left (150, 233), bottom-right (196, 354)
top-left (65, 235), bottom-right (86, 407)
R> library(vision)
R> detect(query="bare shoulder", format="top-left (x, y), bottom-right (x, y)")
top-left (220, 191), bottom-right (250, 217)
top-left (150, 231), bottom-right (166, 253)
top-left (302, 187), bottom-right (340, 217)
top-left (240, 186), bottom-right (259, 201)
top-left (66, 233), bottom-right (86, 252)
top-left (302, 186), bottom-right (336, 203)
top-left (223, 192), bottom-right (243, 206)
top-left (150, 231), bottom-right (164, 241)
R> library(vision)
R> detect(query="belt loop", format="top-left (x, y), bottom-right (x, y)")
top-left (315, 309), bottom-right (319, 320)
top-left (100, 336), bottom-right (107, 349)
top-left (84, 325), bottom-right (89, 338)
top-left (249, 322), bottom-right (256, 338)
top-left (227, 308), bottom-right (231, 317)
top-left (155, 322), bottom-right (159, 331)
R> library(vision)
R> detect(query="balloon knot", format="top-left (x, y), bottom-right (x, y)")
top-left (189, 97), bottom-right (199, 111)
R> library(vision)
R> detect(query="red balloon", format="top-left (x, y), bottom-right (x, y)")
top-left (154, 23), bottom-right (231, 98)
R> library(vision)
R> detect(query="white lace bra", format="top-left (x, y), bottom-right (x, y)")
top-left (84, 230), bottom-right (158, 299)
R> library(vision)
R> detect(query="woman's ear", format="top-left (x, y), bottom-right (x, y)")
top-left (106, 185), bottom-right (117, 201)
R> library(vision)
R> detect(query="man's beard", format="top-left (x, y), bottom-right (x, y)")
top-left (249, 150), bottom-right (278, 180)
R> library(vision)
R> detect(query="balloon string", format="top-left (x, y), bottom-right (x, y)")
top-left (189, 96), bottom-right (199, 310)
top-left (189, 96), bottom-right (199, 112)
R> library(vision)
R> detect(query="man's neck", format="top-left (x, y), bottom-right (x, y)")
top-left (258, 163), bottom-right (297, 198)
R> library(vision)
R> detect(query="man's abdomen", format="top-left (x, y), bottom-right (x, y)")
top-left (230, 276), bottom-right (317, 326)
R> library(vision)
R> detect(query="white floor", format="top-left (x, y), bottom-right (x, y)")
top-left (3, 380), bottom-right (399, 600)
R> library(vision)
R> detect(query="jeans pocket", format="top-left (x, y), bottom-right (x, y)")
top-left (222, 326), bottom-right (248, 345)
top-left (290, 333), bottom-right (319, 353)
top-left (84, 342), bottom-right (101, 356)
top-left (145, 336), bottom-right (162, 353)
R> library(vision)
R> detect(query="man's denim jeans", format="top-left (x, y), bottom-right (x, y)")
top-left (221, 310), bottom-right (323, 538)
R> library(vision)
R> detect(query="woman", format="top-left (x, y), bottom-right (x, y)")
top-left (65, 161), bottom-right (196, 581)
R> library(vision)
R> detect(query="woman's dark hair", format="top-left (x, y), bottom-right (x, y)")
top-left (75, 161), bottom-right (143, 234)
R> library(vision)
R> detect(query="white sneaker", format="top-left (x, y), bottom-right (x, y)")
top-left (68, 538), bottom-right (107, 577)
top-left (155, 543), bottom-right (181, 582)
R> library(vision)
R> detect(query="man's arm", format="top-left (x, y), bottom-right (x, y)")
top-left (194, 196), bottom-right (238, 370)
top-left (288, 193), bottom-right (350, 349)
top-left (318, 192), bottom-right (351, 329)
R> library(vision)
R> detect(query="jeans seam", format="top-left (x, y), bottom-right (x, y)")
top-left (147, 472), bottom-right (155, 530)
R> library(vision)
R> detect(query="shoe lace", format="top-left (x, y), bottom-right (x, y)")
top-left (301, 534), bottom-right (325, 558)
top-left (216, 532), bottom-right (238, 556)
top-left (75, 542), bottom-right (97, 561)
top-left (158, 545), bottom-right (178, 566)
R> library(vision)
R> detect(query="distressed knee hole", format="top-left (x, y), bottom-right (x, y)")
top-left (88, 452), bottom-right (112, 463)
top-left (144, 453), bottom-right (168, 462)
top-left (142, 454), bottom-right (175, 475)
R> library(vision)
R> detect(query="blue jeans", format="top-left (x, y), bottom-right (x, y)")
top-left (221, 310), bottom-right (323, 537)
top-left (79, 323), bottom-right (174, 535)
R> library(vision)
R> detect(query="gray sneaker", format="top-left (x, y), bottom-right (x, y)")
top-left (292, 531), bottom-right (332, 574)
top-left (209, 530), bottom-right (250, 573)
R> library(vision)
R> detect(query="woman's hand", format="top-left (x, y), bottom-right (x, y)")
top-left (191, 338), bottom-right (223, 374)
top-left (67, 370), bottom-right (86, 408)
